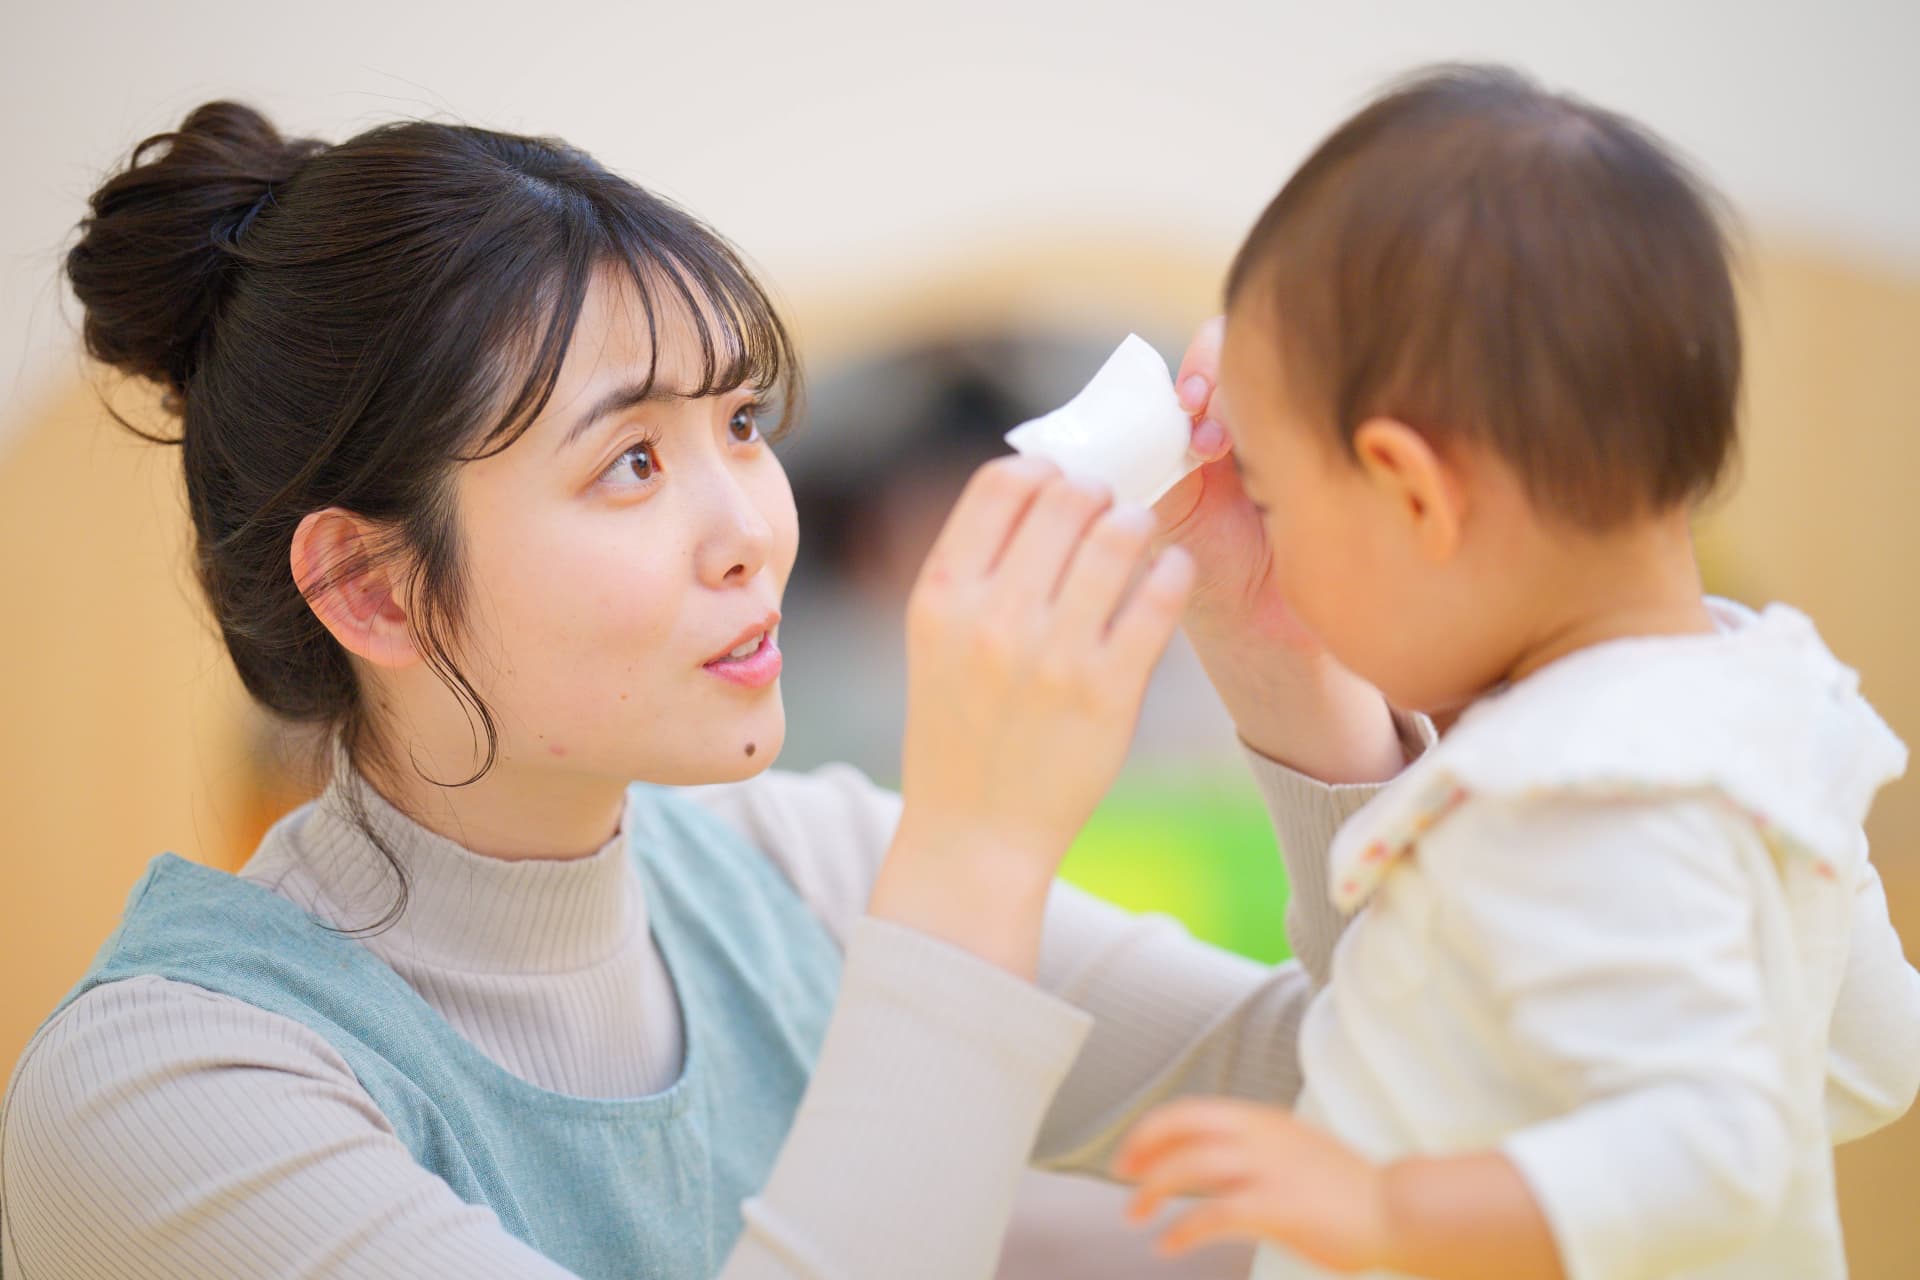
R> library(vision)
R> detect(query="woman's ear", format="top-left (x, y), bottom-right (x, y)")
top-left (1350, 417), bottom-right (1466, 563)
top-left (290, 509), bottom-right (422, 669)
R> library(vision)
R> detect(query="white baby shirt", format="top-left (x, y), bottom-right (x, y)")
top-left (1254, 601), bottom-right (1918, 1280)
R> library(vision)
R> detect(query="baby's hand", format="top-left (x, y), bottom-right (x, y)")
top-left (1114, 1098), bottom-right (1392, 1273)
top-left (1151, 317), bottom-right (1318, 654)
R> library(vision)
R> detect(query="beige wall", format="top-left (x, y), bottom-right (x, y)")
top-left (1696, 245), bottom-right (1920, 1280)
top-left (0, 380), bottom-right (271, 1064)
top-left (7, 0), bottom-right (1920, 449)
top-left (2, 238), bottom-right (1916, 1273)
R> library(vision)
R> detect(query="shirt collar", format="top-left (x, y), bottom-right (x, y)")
top-left (1327, 599), bottom-right (1908, 914)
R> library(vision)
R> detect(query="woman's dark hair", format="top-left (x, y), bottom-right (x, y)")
top-left (67, 101), bottom-right (800, 931)
top-left (1226, 63), bottom-right (1740, 530)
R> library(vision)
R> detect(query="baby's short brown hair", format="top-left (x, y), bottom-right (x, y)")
top-left (1227, 64), bottom-right (1740, 529)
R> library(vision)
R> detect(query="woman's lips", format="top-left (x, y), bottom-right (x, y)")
top-left (703, 632), bottom-right (782, 689)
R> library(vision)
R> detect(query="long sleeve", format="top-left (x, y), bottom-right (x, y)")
top-left (1, 975), bottom-right (583, 1279)
top-left (687, 747), bottom-right (1398, 1178)
top-left (1, 926), bottom-right (1090, 1280)
top-left (1235, 744), bottom-right (1402, 985)
top-left (3, 749), bottom-right (1386, 1280)
top-left (689, 723), bottom-right (1425, 981)
top-left (729, 919), bottom-right (1089, 1277)
top-left (1422, 798), bottom-right (1804, 1280)
top-left (1823, 835), bottom-right (1920, 1142)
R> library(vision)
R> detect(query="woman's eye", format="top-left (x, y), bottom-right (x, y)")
top-left (601, 439), bottom-right (662, 488)
top-left (728, 403), bottom-right (763, 443)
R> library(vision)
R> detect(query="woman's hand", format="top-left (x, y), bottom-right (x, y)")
top-left (870, 455), bottom-right (1194, 977)
top-left (1152, 317), bottom-right (1407, 783)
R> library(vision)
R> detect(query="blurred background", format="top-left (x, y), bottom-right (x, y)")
top-left (2, 1), bottom-right (1916, 1275)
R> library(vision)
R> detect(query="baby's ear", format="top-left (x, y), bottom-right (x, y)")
top-left (289, 508), bottom-right (423, 669)
top-left (1351, 417), bottom-right (1465, 563)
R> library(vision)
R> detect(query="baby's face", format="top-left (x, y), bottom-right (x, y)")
top-left (1216, 305), bottom-right (1520, 716)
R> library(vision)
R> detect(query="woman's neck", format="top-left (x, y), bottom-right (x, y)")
top-left (354, 744), bottom-right (630, 862)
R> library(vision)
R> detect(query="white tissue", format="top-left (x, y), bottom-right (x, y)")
top-left (1004, 334), bottom-right (1200, 508)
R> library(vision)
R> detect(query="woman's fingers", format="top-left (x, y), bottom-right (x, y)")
top-left (890, 455), bottom-right (1189, 947)
top-left (1049, 505), bottom-right (1157, 640)
top-left (918, 454), bottom-right (1059, 585)
top-left (1102, 546), bottom-right (1194, 677)
top-left (989, 474), bottom-right (1113, 608)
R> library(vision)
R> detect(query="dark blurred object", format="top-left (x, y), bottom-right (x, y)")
top-left (784, 329), bottom-right (1123, 589)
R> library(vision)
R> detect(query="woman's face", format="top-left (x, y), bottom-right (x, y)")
top-left (438, 268), bottom-right (799, 789)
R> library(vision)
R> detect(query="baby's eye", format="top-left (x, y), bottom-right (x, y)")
top-left (728, 403), bottom-right (763, 444)
top-left (601, 439), bottom-right (662, 488)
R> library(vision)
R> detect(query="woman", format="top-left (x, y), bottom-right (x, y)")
top-left (0, 103), bottom-right (1412, 1278)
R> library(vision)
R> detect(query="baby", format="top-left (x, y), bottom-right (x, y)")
top-left (1113, 66), bottom-right (1920, 1279)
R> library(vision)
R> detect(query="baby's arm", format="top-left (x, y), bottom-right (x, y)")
top-left (1117, 1097), bottom-right (1562, 1277)
top-left (1119, 797), bottom-right (1801, 1280)
top-left (1409, 797), bottom-right (1800, 1278)
top-left (1826, 832), bottom-right (1920, 1140)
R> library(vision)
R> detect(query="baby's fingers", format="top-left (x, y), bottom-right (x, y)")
top-left (1174, 316), bottom-right (1224, 415)
top-left (1190, 417), bottom-right (1230, 460)
top-left (1125, 1139), bottom-right (1255, 1223)
top-left (1174, 316), bottom-right (1231, 464)
top-left (1156, 1195), bottom-right (1271, 1258)
top-left (1114, 1097), bottom-right (1254, 1180)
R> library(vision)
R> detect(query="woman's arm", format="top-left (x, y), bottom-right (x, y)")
top-left (688, 725), bottom-right (1425, 1181)
top-left (731, 919), bottom-right (1090, 1278)
top-left (2, 944), bottom-right (1090, 1280)
top-left (1239, 713), bottom-right (1433, 984)
top-left (701, 760), bottom-right (1325, 1178)
top-left (1027, 739), bottom-right (1423, 1173)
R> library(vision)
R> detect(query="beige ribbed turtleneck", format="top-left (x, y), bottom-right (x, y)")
top-left (3, 750), bottom-right (1385, 1279)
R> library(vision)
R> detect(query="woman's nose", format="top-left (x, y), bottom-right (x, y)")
top-left (693, 468), bottom-right (774, 588)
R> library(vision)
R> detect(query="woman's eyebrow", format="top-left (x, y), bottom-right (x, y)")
top-left (559, 380), bottom-right (686, 451)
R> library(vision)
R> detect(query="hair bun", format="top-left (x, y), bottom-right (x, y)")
top-left (66, 101), bottom-right (326, 409)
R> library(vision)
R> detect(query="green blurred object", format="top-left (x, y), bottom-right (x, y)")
top-left (1057, 771), bottom-right (1294, 964)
